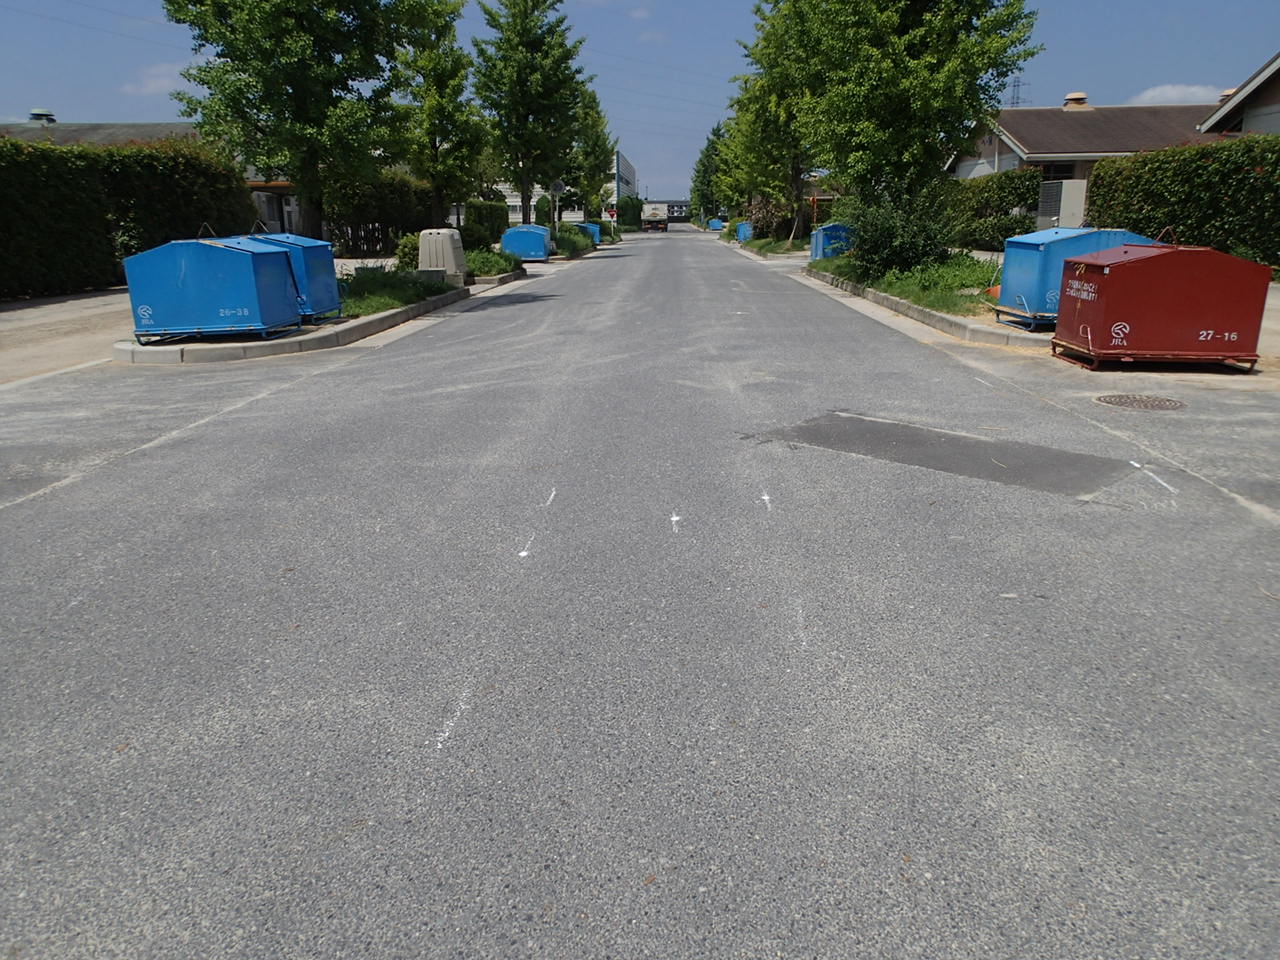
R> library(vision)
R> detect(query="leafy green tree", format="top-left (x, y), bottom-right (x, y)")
top-left (790, 0), bottom-right (1039, 193)
top-left (394, 0), bottom-right (491, 227)
top-left (165, 0), bottom-right (434, 237)
top-left (689, 123), bottom-right (725, 223)
top-left (473, 0), bottom-right (584, 224)
top-left (561, 87), bottom-right (617, 220)
top-left (733, 0), bottom-right (818, 238)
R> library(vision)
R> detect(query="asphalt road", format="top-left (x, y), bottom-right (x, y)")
top-left (2, 226), bottom-right (1277, 959)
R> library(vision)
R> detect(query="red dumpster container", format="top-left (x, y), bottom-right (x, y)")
top-left (1051, 244), bottom-right (1270, 371)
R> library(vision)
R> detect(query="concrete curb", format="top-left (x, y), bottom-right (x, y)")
top-left (470, 269), bottom-right (526, 287)
top-left (800, 267), bottom-right (1051, 348)
top-left (112, 287), bottom-right (470, 365)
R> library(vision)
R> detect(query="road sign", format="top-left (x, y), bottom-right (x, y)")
top-left (550, 180), bottom-right (566, 197)
top-left (607, 209), bottom-right (617, 220)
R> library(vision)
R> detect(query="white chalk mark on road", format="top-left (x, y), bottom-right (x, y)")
top-left (1130, 461), bottom-right (1178, 494)
top-left (760, 491), bottom-right (773, 512)
top-left (434, 681), bottom-right (474, 750)
top-left (670, 513), bottom-right (682, 534)
top-left (974, 377), bottom-right (993, 388)
top-left (518, 534), bottom-right (536, 557)
top-left (544, 487), bottom-right (556, 507)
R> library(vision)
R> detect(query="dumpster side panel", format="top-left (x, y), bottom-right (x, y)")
top-left (1055, 246), bottom-right (1268, 362)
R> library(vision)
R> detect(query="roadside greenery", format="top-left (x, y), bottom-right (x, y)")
top-left (699, 0), bottom-right (1039, 243)
top-left (342, 267), bottom-right (454, 318)
top-left (945, 167), bottom-right (1041, 251)
top-left (831, 186), bottom-right (950, 282)
top-left (745, 237), bottom-right (809, 256)
top-left (1087, 135), bottom-right (1280, 269)
top-left (472, 0), bottom-right (583, 224)
top-left (554, 224), bottom-right (592, 256)
top-left (164, 0), bottom-right (434, 238)
top-left (813, 252), bottom-right (998, 316)
top-left (0, 137), bottom-right (253, 298)
top-left (466, 249), bottom-right (522, 276)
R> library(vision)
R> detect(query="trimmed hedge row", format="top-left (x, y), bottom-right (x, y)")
top-left (946, 166), bottom-right (1040, 251)
top-left (1086, 134), bottom-right (1280, 268)
top-left (324, 171), bottom-right (436, 258)
top-left (0, 137), bottom-right (254, 299)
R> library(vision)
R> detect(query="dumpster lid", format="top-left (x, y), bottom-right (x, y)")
top-left (1065, 243), bottom-right (1199, 267)
top-left (1006, 227), bottom-right (1097, 246)
top-left (250, 232), bottom-right (330, 248)
top-left (204, 236), bottom-right (291, 254)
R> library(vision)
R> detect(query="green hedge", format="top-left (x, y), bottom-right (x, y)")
top-left (946, 167), bottom-right (1040, 251)
top-left (324, 171), bottom-right (433, 258)
top-left (1086, 134), bottom-right (1280, 268)
top-left (464, 199), bottom-right (508, 245)
top-left (0, 137), bottom-right (254, 299)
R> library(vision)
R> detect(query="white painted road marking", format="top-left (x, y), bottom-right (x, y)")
top-left (670, 513), bottom-right (682, 533)
top-left (544, 487), bottom-right (557, 507)
top-left (1130, 461), bottom-right (1177, 494)
top-left (760, 491), bottom-right (772, 511)
top-left (518, 534), bottom-right (536, 558)
top-left (434, 682), bottom-right (474, 750)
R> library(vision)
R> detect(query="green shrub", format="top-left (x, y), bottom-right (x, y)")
top-left (535, 195), bottom-right (552, 226)
top-left (394, 233), bottom-right (419, 271)
top-left (1087, 134), bottom-right (1280, 267)
top-left (617, 194), bottom-right (642, 228)
top-left (746, 198), bottom-right (795, 240)
top-left (830, 184), bottom-right (948, 281)
top-left (554, 224), bottom-right (591, 255)
top-left (946, 167), bottom-right (1040, 250)
top-left (466, 249), bottom-right (521, 276)
top-left (458, 220), bottom-right (494, 251)
top-left (464, 198), bottom-right (508, 244)
top-left (325, 171), bottom-right (433, 258)
top-left (0, 137), bottom-right (254, 299)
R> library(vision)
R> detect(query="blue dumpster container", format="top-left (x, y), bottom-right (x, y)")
top-left (707, 219), bottom-right (724, 231)
top-left (575, 222), bottom-right (601, 244)
top-left (124, 238), bottom-right (301, 342)
top-left (736, 222), bottom-right (753, 243)
top-left (998, 227), bottom-right (1155, 329)
top-left (810, 224), bottom-right (852, 261)
top-left (502, 226), bottom-right (551, 262)
top-left (246, 233), bottom-right (340, 317)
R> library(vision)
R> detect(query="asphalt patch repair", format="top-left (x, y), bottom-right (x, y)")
top-left (755, 411), bottom-right (1134, 497)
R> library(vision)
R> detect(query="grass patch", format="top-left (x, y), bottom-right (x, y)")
top-left (342, 268), bottom-right (454, 318)
top-left (874, 254), bottom-right (1000, 316)
top-left (745, 236), bottom-right (809, 255)
top-left (810, 253), bottom-right (1000, 316)
top-left (466, 249), bottom-right (522, 277)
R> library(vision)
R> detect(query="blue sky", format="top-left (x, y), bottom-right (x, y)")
top-left (2, 1), bottom-right (1277, 200)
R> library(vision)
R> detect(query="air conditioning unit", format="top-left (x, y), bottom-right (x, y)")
top-left (1036, 179), bottom-right (1088, 229)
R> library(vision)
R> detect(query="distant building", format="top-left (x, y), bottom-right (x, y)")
top-left (495, 150), bottom-right (638, 223)
top-left (1198, 49), bottom-right (1280, 135)
top-left (950, 93), bottom-right (1218, 183)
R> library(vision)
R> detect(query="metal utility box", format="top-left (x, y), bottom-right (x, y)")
top-left (501, 226), bottom-right (550, 262)
top-left (1035, 179), bottom-right (1088, 229)
top-left (576, 222), bottom-right (601, 244)
top-left (418, 229), bottom-right (465, 274)
top-left (124, 238), bottom-right (301, 342)
top-left (736, 222), bottom-right (753, 243)
top-left (810, 224), bottom-right (851, 261)
top-left (1052, 244), bottom-right (1270, 371)
top-left (230, 233), bottom-right (339, 317)
top-left (997, 227), bottom-right (1154, 328)
top-left (707, 219), bottom-right (725, 231)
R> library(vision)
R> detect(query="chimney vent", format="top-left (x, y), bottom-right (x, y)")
top-left (1219, 87), bottom-right (1237, 103)
top-left (28, 108), bottom-right (56, 125)
top-left (1063, 92), bottom-right (1091, 110)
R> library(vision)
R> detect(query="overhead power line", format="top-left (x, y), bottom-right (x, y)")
top-left (0, 2), bottom-right (189, 50)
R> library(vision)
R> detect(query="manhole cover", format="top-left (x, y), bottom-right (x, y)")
top-left (1095, 394), bottom-right (1186, 411)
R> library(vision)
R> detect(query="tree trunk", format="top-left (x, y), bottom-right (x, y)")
top-left (298, 195), bottom-right (324, 240)
top-left (520, 171), bottom-right (532, 225)
top-left (431, 188), bottom-right (447, 229)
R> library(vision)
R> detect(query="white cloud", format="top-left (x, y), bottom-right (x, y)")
top-left (1127, 83), bottom-right (1221, 105)
top-left (122, 62), bottom-right (189, 96)
top-left (629, 6), bottom-right (651, 19)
